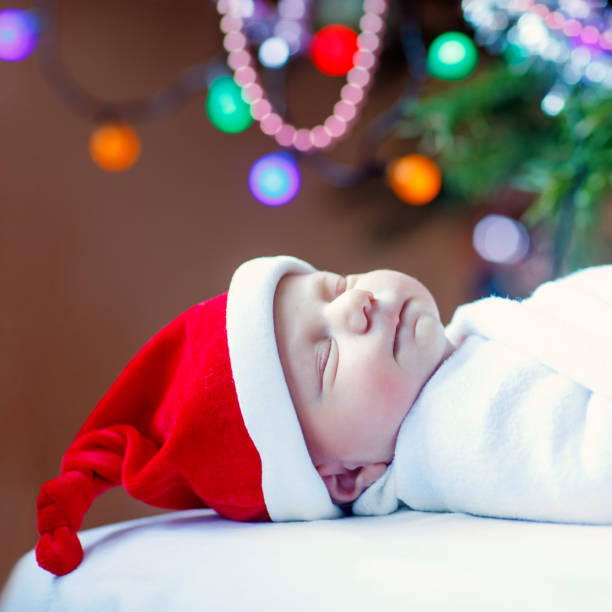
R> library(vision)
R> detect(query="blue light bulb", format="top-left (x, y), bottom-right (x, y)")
top-left (0, 9), bottom-right (39, 62)
top-left (248, 153), bottom-right (301, 207)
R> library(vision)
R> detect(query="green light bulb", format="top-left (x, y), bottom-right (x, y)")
top-left (206, 75), bottom-right (253, 134)
top-left (426, 32), bottom-right (478, 81)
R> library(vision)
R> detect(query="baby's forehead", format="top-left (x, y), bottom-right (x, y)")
top-left (318, 268), bottom-right (399, 275)
top-left (295, 269), bottom-right (341, 294)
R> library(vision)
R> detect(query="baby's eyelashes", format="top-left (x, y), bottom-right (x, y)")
top-left (345, 275), bottom-right (355, 289)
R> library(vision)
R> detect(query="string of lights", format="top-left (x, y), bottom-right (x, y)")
top-left (463, 0), bottom-right (611, 117)
top-left (1, 0), bottom-right (609, 277)
top-left (217, 0), bottom-right (389, 152)
top-left (0, 1), bottom-right (486, 200)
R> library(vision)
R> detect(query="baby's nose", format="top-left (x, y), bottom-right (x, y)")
top-left (338, 288), bottom-right (374, 333)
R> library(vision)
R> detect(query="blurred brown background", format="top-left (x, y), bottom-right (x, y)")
top-left (0, 0), bottom-right (541, 587)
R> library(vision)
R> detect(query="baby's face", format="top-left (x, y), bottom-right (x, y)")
top-left (274, 268), bottom-right (453, 488)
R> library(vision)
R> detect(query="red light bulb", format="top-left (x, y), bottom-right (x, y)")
top-left (310, 25), bottom-right (359, 77)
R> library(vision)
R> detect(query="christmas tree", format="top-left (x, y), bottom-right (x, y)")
top-left (398, 0), bottom-right (611, 277)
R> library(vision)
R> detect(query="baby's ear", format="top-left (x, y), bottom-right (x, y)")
top-left (316, 462), bottom-right (388, 504)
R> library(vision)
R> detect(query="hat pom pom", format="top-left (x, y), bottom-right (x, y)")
top-left (35, 525), bottom-right (83, 576)
top-left (35, 471), bottom-right (95, 576)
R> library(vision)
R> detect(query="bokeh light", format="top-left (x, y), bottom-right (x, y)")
top-left (0, 8), bottom-right (39, 62)
top-left (541, 86), bottom-right (567, 116)
top-left (310, 24), bottom-right (358, 76)
top-left (387, 154), bottom-right (442, 205)
top-left (472, 214), bottom-right (530, 264)
top-left (258, 36), bottom-right (290, 69)
top-left (248, 152), bottom-right (301, 206)
top-left (89, 123), bottom-right (141, 172)
top-left (426, 31), bottom-right (479, 80)
top-left (206, 75), bottom-right (253, 134)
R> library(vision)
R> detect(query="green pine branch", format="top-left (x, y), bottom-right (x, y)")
top-left (397, 61), bottom-right (612, 270)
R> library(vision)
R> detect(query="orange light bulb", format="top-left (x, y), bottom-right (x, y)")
top-left (387, 154), bottom-right (442, 205)
top-left (89, 123), bottom-right (141, 172)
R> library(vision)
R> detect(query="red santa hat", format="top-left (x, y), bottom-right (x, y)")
top-left (35, 256), bottom-right (341, 576)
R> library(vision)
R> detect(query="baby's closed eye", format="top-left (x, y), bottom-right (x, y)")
top-left (334, 275), bottom-right (347, 297)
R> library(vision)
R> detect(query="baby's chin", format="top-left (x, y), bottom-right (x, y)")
top-left (414, 313), bottom-right (452, 369)
top-left (394, 299), bottom-right (452, 372)
top-left (414, 312), bottom-right (439, 344)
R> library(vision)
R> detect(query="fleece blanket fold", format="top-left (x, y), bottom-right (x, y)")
top-left (354, 265), bottom-right (612, 523)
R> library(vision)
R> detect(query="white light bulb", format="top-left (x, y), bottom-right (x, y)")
top-left (473, 214), bottom-right (530, 264)
top-left (517, 14), bottom-right (548, 51)
top-left (258, 36), bottom-right (290, 69)
top-left (585, 61), bottom-right (607, 83)
top-left (541, 90), bottom-right (566, 116)
top-left (570, 46), bottom-right (591, 68)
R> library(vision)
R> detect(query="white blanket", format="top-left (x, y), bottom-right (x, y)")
top-left (354, 265), bottom-right (612, 523)
top-left (3, 509), bottom-right (612, 611)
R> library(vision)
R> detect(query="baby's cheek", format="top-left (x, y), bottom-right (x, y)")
top-left (366, 368), bottom-right (411, 413)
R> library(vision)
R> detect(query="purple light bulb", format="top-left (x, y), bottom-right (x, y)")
top-left (248, 152), bottom-right (301, 206)
top-left (0, 9), bottom-right (39, 62)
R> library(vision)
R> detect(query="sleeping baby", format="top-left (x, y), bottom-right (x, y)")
top-left (35, 256), bottom-right (612, 577)
top-left (275, 261), bottom-right (612, 523)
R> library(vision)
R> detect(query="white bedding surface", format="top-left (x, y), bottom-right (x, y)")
top-left (2, 509), bottom-right (611, 611)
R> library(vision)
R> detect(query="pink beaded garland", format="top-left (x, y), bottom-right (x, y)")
top-left (546, 11), bottom-right (565, 30)
top-left (311, 125), bottom-right (332, 148)
top-left (243, 83), bottom-right (263, 103)
top-left (347, 67), bottom-right (371, 87)
top-left (581, 26), bottom-right (599, 45)
top-left (360, 14), bottom-right (383, 34)
top-left (223, 32), bottom-right (246, 52)
top-left (531, 3), bottom-right (549, 18)
top-left (261, 113), bottom-right (282, 135)
top-left (276, 124), bottom-right (296, 147)
top-left (341, 83), bottom-right (365, 104)
top-left (324, 115), bottom-right (348, 138)
top-left (364, 0), bottom-right (386, 14)
top-left (216, 0), bottom-right (389, 153)
top-left (251, 99), bottom-right (271, 120)
top-left (293, 128), bottom-right (312, 151)
top-left (227, 49), bottom-right (250, 70)
top-left (334, 100), bottom-right (356, 122)
top-left (515, 0), bottom-right (611, 48)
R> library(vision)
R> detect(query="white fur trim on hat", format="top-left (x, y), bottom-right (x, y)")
top-left (226, 256), bottom-right (342, 521)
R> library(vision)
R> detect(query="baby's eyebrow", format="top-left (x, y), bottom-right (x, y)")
top-left (320, 271), bottom-right (346, 298)
top-left (316, 273), bottom-right (333, 299)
